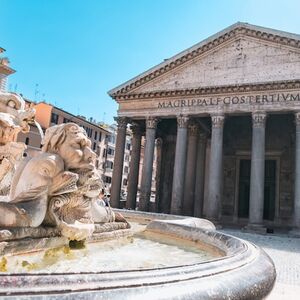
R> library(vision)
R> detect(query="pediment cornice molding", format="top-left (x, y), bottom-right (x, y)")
top-left (109, 23), bottom-right (300, 98)
top-left (114, 79), bottom-right (300, 101)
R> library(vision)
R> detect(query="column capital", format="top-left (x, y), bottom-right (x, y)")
top-left (295, 112), bottom-right (300, 126)
top-left (177, 115), bottom-right (189, 128)
top-left (146, 117), bottom-right (159, 129)
top-left (114, 117), bottom-right (129, 129)
top-left (211, 114), bottom-right (225, 128)
top-left (130, 123), bottom-right (143, 136)
top-left (252, 112), bottom-right (267, 128)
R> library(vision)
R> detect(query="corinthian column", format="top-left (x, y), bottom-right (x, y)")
top-left (110, 117), bottom-right (128, 208)
top-left (183, 122), bottom-right (199, 216)
top-left (126, 123), bottom-right (142, 210)
top-left (248, 112), bottom-right (266, 229)
top-left (171, 115), bottom-right (189, 215)
top-left (291, 112), bottom-right (300, 235)
top-left (194, 132), bottom-right (207, 217)
top-left (138, 117), bottom-right (159, 211)
top-left (206, 114), bottom-right (224, 221)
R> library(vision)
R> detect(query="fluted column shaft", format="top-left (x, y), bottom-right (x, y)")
top-left (207, 114), bottom-right (225, 220)
top-left (183, 123), bottom-right (199, 216)
top-left (154, 138), bottom-right (163, 212)
top-left (110, 117), bottom-right (128, 208)
top-left (139, 117), bottom-right (159, 211)
top-left (194, 132), bottom-right (207, 217)
top-left (293, 112), bottom-right (300, 229)
top-left (248, 112), bottom-right (266, 226)
top-left (171, 115), bottom-right (189, 215)
top-left (126, 124), bottom-right (142, 210)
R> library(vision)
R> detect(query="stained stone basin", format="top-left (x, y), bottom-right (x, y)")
top-left (0, 210), bottom-right (276, 299)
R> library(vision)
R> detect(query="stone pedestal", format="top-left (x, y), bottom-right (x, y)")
top-left (171, 115), bottom-right (189, 215)
top-left (126, 124), bottom-right (142, 210)
top-left (206, 114), bottom-right (224, 221)
top-left (110, 117), bottom-right (128, 208)
top-left (139, 117), bottom-right (159, 211)
top-left (194, 132), bottom-right (207, 218)
top-left (183, 123), bottom-right (199, 216)
top-left (248, 112), bottom-right (267, 230)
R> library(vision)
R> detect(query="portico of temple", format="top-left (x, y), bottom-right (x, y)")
top-left (108, 22), bottom-right (300, 232)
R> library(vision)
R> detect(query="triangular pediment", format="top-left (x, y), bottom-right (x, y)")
top-left (109, 23), bottom-right (300, 98)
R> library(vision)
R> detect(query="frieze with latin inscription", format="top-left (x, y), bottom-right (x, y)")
top-left (157, 92), bottom-right (300, 109)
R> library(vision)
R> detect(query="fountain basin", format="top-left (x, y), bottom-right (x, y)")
top-left (0, 210), bottom-right (276, 299)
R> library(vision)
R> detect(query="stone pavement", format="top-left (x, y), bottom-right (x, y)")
top-left (221, 229), bottom-right (300, 300)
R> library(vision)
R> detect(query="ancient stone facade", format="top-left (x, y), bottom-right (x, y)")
top-left (109, 22), bottom-right (300, 232)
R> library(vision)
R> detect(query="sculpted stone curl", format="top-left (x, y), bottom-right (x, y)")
top-left (0, 94), bottom-right (128, 242)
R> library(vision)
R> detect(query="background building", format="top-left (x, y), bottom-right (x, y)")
top-left (102, 124), bottom-right (132, 202)
top-left (0, 48), bottom-right (15, 92)
top-left (18, 101), bottom-right (110, 175)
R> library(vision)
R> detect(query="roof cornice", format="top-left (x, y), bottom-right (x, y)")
top-left (0, 64), bottom-right (15, 75)
top-left (109, 22), bottom-right (300, 98)
top-left (114, 80), bottom-right (300, 101)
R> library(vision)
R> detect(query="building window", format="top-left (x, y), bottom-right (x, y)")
top-left (97, 146), bottom-right (101, 156)
top-left (25, 137), bottom-right (29, 145)
top-left (125, 154), bottom-right (129, 161)
top-left (107, 147), bottom-right (115, 156)
top-left (123, 179), bottom-right (128, 186)
top-left (93, 142), bottom-right (96, 151)
top-left (126, 143), bottom-right (131, 150)
top-left (106, 161), bottom-right (114, 169)
top-left (99, 132), bottom-right (102, 141)
top-left (94, 131), bottom-right (98, 140)
top-left (104, 176), bottom-right (112, 184)
top-left (63, 117), bottom-right (71, 123)
top-left (51, 113), bottom-right (59, 124)
top-left (124, 166), bottom-right (129, 174)
top-left (102, 149), bottom-right (106, 158)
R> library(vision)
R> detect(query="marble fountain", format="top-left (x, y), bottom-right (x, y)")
top-left (0, 91), bottom-right (276, 299)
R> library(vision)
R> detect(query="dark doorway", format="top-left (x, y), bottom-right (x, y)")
top-left (237, 159), bottom-right (276, 220)
top-left (238, 160), bottom-right (251, 218)
top-left (264, 160), bottom-right (276, 221)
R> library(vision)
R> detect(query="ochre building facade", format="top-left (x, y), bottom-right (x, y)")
top-left (109, 23), bottom-right (300, 232)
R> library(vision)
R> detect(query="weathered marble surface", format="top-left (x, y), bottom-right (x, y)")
top-left (0, 210), bottom-right (276, 300)
top-left (0, 92), bottom-right (127, 242)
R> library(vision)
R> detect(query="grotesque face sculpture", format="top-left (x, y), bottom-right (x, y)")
top-left (42, 123), bottom-right (97, 171)
top-left (0, 92), bottom-right (35, 145)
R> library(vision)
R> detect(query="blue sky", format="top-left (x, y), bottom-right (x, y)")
top-left (1, 0), bottom-right (300, 124)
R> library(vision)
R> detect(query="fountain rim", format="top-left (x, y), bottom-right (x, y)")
top-left (0, 210), bottom-right (276, 299)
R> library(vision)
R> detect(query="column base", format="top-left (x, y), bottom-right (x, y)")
top-left (289, 228), bottom-right (300, 237)
top-left (243, 223), bottom-right (267, 234)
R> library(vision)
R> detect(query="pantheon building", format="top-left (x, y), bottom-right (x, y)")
top-left (109, 23), bottom-right (300, 233)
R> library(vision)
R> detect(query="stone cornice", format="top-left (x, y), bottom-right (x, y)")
top-left (114, 80), bottom-right (300, 101)
top-left (109, 23), bottom-right (300, 98)
top-left (0, 64), bottom-right (15, 75)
